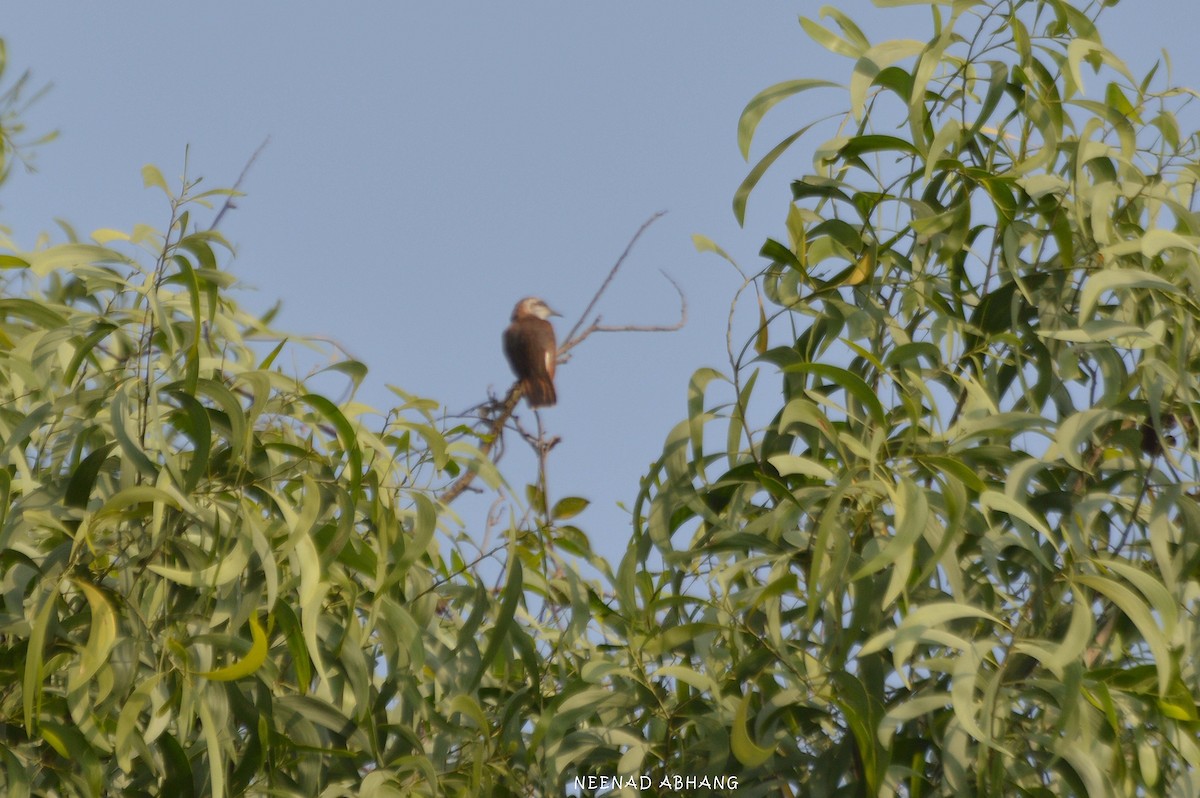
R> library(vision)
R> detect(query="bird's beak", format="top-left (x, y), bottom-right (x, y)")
top-left (549, 306), bottom-right (563, 317)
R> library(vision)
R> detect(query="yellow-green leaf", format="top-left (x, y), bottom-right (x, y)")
top-left (731, 691), bottom-right (773, 767)
top-left (199, 615), bottom-right (268, 681)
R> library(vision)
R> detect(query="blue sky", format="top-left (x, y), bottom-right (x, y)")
top-left (2, 3), bottom-right (1196, 562)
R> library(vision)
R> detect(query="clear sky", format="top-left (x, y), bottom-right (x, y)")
top-left (2, 3), bottom-right (1196, 562)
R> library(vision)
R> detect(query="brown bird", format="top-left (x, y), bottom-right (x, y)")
top-left (503, 296), bottom-right (561, 407)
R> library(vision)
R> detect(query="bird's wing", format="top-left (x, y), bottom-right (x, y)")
top-left (535, 320), bottom-right (556, 380)
top-left (504, 318), bottom-right (556, 382)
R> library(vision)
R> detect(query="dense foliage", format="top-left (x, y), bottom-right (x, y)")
top-left (634, 0), bottom-right (1200, 793)
top-left (1, 1), bottom-right (1199, 796)
top-left (0, 65), bottom-right (558, 796)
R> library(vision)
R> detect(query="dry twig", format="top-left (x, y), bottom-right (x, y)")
top-left (209, 136), bottom-right (270, 232)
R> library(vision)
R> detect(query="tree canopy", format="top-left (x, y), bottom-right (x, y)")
top-left (1, 2), bottom-right (1199, 796)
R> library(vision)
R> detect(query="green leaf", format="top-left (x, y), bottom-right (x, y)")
top-left (979, 489), bottom-right (1052, 539)
top-left (737, 79), bottom-right (840, 159)
top-left (838, 133), bottom-right (920, 159)
top-left (1076, 573), bottom-right (1172, 696)
top-left (767, 453), bottom-right (834, 480)
top-left (731, 691), bottom-right (773, 767)
top-left (471, 558), bottom-right (522, 690)
top-left (780, 362), bottom-right (887, 428)
top-left (142, 163), bottom-right (170, 195)
top-left (1095, 558), bottom-right (1177, 637)
top-left (274, 601), bottom-right (312, 695)
top-left (1049, 408), bottom-right (1123, 470)
top-left (850, 40), bottom-right (926, 121)
top-left (256, 338), bottom-right (288, 370)
top-left (854, 476), bottom-right (927, 582)
top-left (692, 233), bottom-right (736, 264)
top-left (198, 614), bottom-right (268, 681)
top-left (63, 321), bottom-right (118, 386)
top-left (67, 579), bottom-right (118, 689)
top-left (27, 243), bottom-right (121, 276)
top-left (196, 687), bottom-right (226, 798)
top-left (23, 582), bottom-right (59, 735)
top-left (734, 122), bottom-right (821, 226)
top-left (110, 383), bottom-right (159, 480)
top-left (298, 393), bottom-right (363, 497)
top-left (1079, 268), bottom-right (1182, 322)
top-left (800, 15), bottom-right (864, 58)
top-left (398, 492), bottom-right (437, 571)
top-left (829, 671), bottom-right (885, 792)
top-left (91, 227), bottom-right (130, 244)
top-left (64, 442), bottom-right (117, 509)
top-left (861, 601), bottom-right (1003, 665)
top-left (642, 622), bottom-right (723, 656)
top-left (147, 533), bottom-right (249, 587)
top-left (925, 118), bottom-right (962, 181)
top-left (167, 390), bottom-right (212, 493)
top-left (1, 744), bottom-right (31, 798)
top-left (115, 674), bottom-right (165, 771)
top-left (552, 496), bottom-right (589, 520)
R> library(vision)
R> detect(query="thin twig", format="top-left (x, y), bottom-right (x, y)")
top-left (558, 271), bottom-right (686, 357)
top-left (410, 538), bottom-right (514, 602)
top-left (209, 136), bottom-right (271, 232)
top-left (438, 386), bottom-right (522, 504)
top-left (561, 210), bottom-right (668, 344)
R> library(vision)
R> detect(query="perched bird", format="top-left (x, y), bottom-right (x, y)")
top-left (503, 296), bottom-right (561, 407)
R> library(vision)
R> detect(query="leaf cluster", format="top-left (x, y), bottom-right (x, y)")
top-left (633, 0), bottom-right (1200, 794)
top-left (0, 156), bottom-right (580, 795)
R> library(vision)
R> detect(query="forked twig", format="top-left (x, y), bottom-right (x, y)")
top-left (561, 210), bottom-right (668, 344)
top-left (557, 270), bottom-right (686, 357)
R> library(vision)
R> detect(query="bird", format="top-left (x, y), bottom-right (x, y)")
top-left (503, 296), bottom-right (561, 408)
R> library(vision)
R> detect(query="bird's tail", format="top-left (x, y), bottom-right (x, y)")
top-left (523, 377), bottom-right (557, 408)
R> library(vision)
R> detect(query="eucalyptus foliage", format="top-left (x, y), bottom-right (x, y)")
top-left (627, 1), bottom-right (1200, 795)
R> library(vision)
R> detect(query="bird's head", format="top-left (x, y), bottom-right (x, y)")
top-left (512, 296), bottom-right (561, 321)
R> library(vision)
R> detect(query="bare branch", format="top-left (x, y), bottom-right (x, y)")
top-left (209, 136), bottom-right (270, 232)
top-left (561, 210), bottom-right (668, 344)
top-left (439, 212), bottom-right (682, 505)
top-left (559, 270), bottom-right (686, 356)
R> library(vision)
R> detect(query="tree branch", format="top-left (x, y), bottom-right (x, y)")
top-left (438, 385), bottom-right (521, 504)
top-left (558, 270), bottom-right (686, 357)
top-left (209, 136), bottom-right (270, 232)
top-left (561, 210), bottom-right (668, 345)
top-left (438, 211), bottom-right (684, 505)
